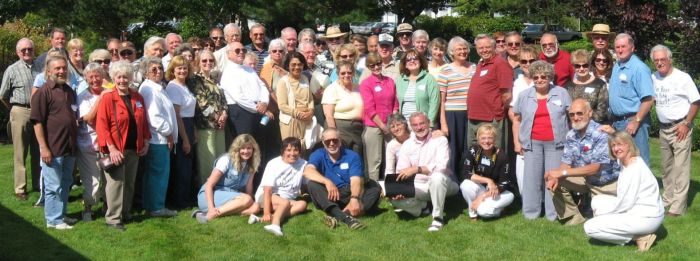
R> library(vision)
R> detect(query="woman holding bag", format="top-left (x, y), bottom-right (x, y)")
top-left (276, 52), bottom-right (314, 147)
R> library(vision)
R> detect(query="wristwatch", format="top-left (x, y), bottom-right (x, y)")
top-left (562, 170), bottom-right (568, 177)
top-left (635, 116), bottom-right (641, 123)
top-left (417, 166), bottom-right (422, 174)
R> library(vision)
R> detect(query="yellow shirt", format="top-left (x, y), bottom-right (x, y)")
top-left (321, 81), bottom-right (363, 120)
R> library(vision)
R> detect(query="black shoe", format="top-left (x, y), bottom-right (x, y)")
top-left (106, 223), bottom-right (126, 231)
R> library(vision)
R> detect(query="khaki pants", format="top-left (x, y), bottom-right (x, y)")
top-left (10, 106), bottom-right (41, 194)
top-left (659, 126), bottom-right (692, 215)
top-left (553, 176), bottom-right (617, 223)
top-left (362, 126), bottom-right (388, 181)
top-left (103, 150), bottom-right (138, 224)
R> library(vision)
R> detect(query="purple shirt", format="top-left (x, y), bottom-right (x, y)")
top-left (359, 74), bottom-right (399, 127)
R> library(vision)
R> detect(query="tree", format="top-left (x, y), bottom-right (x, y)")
top-left (455, 0), bottom-right (577, 29)
top-left (379, 0), bottom-right (449, 24)
top-left (674, 0), bottom-right (700, 77)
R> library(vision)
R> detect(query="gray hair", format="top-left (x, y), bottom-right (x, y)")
top-left (88, 49), bottom-right (110, 62)
top-left (412, 30), bottom-right (429, 42)
top-left (447, 36), bottom-right (470, 59)
top-left (223, 23), bottom-right (240, 36)
top-left (387, 113), bottom-right (408, 130)
top-left (15, 38), bottom-right (34, 50)
top-left (281, 27), bottom-right (297, 37)
top-left (268, 38), bottom-right (287, 53)
top-left (109, 61), bottom-right (134, 81)
top-left (528, 60), bottom-right (555, 79)
top-left (505, 31), bottom-right (521, 38)
top-left (409, 111), bottom-right (430, 124)
top-left (83, 62), bottom-right (106, 78)
top-left (174, 43), bottom-right (194, 56)
top-left (165, 33), bottom-right (182, 43)
top-left (298, 41), bottom-right (315, 52)
top-left (250, 23), bottom-right (265, 33)
top-left (298, 28), bottom-right (316, 43)
top-left (615, 33), bottom-right (635, 47)
top-left (474, 34), bottom-right (495, 47)
top-left (650, 44), bottom-right (672, 60)
top-left (571, 98), bottom-right (592, 112)
top-left (541, 33), bottom-right (558, 43)
top-left (139, 56), bottom-right (163, 76)
top-left (144, 36), bottom-right (166, 53)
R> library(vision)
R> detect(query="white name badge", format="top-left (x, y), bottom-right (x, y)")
top-left (418, 84), bottom-right (426, 91)
top-left (619, 73), bottom-right (628, 82)
top-left (480, 70), bottom-right (488, 76)
top-left (135, 101), bottom-right (143, 108)
top-left (300, 83), bottom-right (309, 89)
top-left (340, 163), bottom-right (349, 170)
top-left (480, 157), bottom-right (491, 166)
top-left (552, 99), bottom-right (562, 106)
top-left (374, 86), bottom-right (382, 92)
top-left (584, 87), bottom-right (595, 94)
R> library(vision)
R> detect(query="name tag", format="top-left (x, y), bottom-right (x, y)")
top-left (480, 70), bottom-right (488, 76)
top-left (480, 157), bottom-right (491, 166)
top-left (135, 101), bottom-right (143, 108)
top-left (584, 87), bottom-right (595, 94)
top-left (340, 163), bottom-right (349, 170)
top-left (300, 83), bottom-right (309, 88)
top-left (552, 99), bottom-right (562, 106)
top-left (374, 85), bottom-right (382, 92)
top-left (418, 84), bottom-right (426, 91)
top-left (619, 73), bottom-right (628, 83)
top-left (71, 104), bottom-right (78, 112)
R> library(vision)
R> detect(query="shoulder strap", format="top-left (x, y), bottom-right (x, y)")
top-left (112, 95), bottom-right (123, 147)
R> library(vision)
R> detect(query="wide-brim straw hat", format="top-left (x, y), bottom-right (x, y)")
top-left (584, 24), bottom-right (616, 39)
top-left (320, 26), bottom-right (347, 40)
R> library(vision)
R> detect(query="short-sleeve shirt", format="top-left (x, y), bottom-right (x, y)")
top-left (308, 148), bottom-right (363, 188)
top-left (608, 55), bottom-right (655, 116)
top-left (436, 63), bottom-right (475, 111)
top-left (539, 50), bottom-right (574, 87)
top-left (254, 156), bottom-right (307, 202)
top-left (30, 81), bottom-right (78, 156)
top-left (321, 81), bottom-right (364, 120)
top-left (209, 154), bottom-right (250, 192)
top-left (166, 81), bottom-right (196, 117)
top-left (77, 89), bottom-right (100, 151)
top-left (561, 120), bottom-right (620, 186)
top-left (652, 69), bottom-right (700, 123)
top-left (468, 57), bottom-right (514, 121)
top-left (510, 75), bottom-right (532, 107)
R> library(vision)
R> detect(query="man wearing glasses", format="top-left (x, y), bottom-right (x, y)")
top-left (246, 24), bottom-right (269, 73)
top-left (504, 31), bottom-right (524, 78)
top-left (544, 99), bottom-right (620, 225)
top-left (214, 23), bottom-right (242, 71)
top-left (209, 27), bottom-right (226, 51)
top-left (307, 128), bottom-right (381, 230)
top-left (1, 38), bottom-right (41, 201)
top-left (107, 38), bottom-right (121, 63)
top-left (392, 23), bottom-right (413, 61)
top-left (539, 33), bottom-right (573, 87)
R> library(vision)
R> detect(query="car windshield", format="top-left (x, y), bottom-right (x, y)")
top-left (524, 24), bottom-right (543, 32)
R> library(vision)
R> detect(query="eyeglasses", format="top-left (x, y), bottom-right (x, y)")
top-left (93, 59), bottom-right (111, 65)
top-left (252, 33), bottom-right (265, 37)
top-left (592, 35), bottom-right (607, 41)
top-left (574, 63), bottom-right (590, 69)
top-left (315, 42), bottom-right (327, 46)
top-left (322, 138), bottom-right (340, 146)
top-left (20, 48), bottom-right (33, 53)
top-left (595, 58), bottom-right (609, 64)
top-left (201, 59), bottom-right (215, 64)
top-left (653, 57), bottom-right (669, 63)
top-left (398, 33), bottom-right (411, 38)
top-left (339, 71), bottom-right (354, 76)
top-left (211, 36), bottom-right (224, 41)
top-left (109, 49), bottom-right (118, 54)
top-left (271, 49), bottom-right (284, 54)
top-left (405, 56), bottom-right (419, 63)
top-left (192, 47), bottom-right (201, 52)
top-left (229, 48), bottom-right (247, 54)
top-left (119, 50), bottom-right (134, 57)
top-left (541, 43), bottom-right (556, 48)
top-left (496, 39), bottom-right (506, 44)
top-left (150, 66), bottom-right (164, 73)
top-left (532, 75), bottom-right (548, 81)
top-left (568, 111), bottom-right (585, 117)
top-left (519, 59), bottom-right (536, 64)
top-left (327, 37), bottom-right (342, 43)
top-left (368, 62), bottom-right (382, 69)
top-left (507, 42), bottom-right (521, 47)
top-left (340, 54), bottom-right (355, 59)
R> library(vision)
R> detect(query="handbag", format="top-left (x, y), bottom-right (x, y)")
top-left (304, 116), bottom-right (323, 149)
top-left (384, 174), bottom-right (416, 198)
top-left (97, 97), bottom-right (122, 171)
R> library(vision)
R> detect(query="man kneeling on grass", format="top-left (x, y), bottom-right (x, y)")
top-left (306, 128), bottom-right (381, 230)
top-left (247, 137), bottom-right (338, 236)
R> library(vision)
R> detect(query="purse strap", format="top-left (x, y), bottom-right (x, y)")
top-left (112, 94), bottom-right (123, 150)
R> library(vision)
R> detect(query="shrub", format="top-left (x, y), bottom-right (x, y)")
top-left (559, 38), bottom-right (592, 53)
top-left (415, 15), bottom-right (523, 42)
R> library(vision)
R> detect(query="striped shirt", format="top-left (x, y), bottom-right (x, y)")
top-left (245, 43), bottom-right (269, 73)
top-left (401, 81), bottom-right (418, 119)
top-left (0, 60), bottom-right (36, 105)
top-left (436, 63), bottom-right (474, 111)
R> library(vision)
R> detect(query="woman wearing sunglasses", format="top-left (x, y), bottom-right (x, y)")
top-left (591, 49), bottom-right (614, 84)
top-left (513, 61), bottom-right (571, 221)
top-left (564, 49), bottom-right (610, 124)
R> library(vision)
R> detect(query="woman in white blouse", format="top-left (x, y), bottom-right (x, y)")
top-left (584, 131), bottom-right (664, 252)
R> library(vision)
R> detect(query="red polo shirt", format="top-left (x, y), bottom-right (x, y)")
top-left (467, 56), bottom-right (513, 121)
top-left (539, 50), bottom-right (574, 87)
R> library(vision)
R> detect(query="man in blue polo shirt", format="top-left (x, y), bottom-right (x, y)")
top-left (307, 128), bottom-right (381, 230)
top-left (607, 33), bottom-right (655, 165)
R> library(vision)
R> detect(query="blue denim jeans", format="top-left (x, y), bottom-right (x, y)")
top-left (40, 156), bottom-right (75, 225)
top-left (612, 118), bottom-right (651, 167)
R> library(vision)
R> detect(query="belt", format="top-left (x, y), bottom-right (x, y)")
top-left (11, 103), bottom-right (30, 108)
top-left (609, 113), bottom-right (636, 122)
top-left (659, 118), bottom-right (684, 129)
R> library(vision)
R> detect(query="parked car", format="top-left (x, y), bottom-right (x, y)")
top-left (521, 24), bottom-right (582, 43)
top-left (353, 22), bottom-right (376, 35)
top-left (370, 22), bottom-right (396, 35)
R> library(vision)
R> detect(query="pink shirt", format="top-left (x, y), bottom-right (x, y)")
top-left (396, 132), bottom-right (452, 177)
top-left (359, 74), bottom-right (399, 127)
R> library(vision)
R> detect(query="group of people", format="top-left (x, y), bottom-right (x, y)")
top-left (2, 21), bottom-right (697, 251)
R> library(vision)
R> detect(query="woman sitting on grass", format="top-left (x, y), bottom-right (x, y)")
top-left (192, 134), bottom-right (261, 223)
top-left (248, 137), bottom-right (335, 236)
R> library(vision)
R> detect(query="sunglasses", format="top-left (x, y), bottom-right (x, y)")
top-left (405, 56), bottom-right (419, 63)
top-left (507, 42), bottom-right (521, 47)
top-left (339, 71), bottom-right (354, 76)
top-left (20, 48), bottom-right (34, 53)
top-left (327, 37), bottom-right (342, 42)
top-left (150, 66), bottom-right (164, 73)
top-left (270, 49), bottom-right (284, 54)
top-left (211, 36), bottom-right (224, 40)
top-left (119, 50), bottom-right (134, 56)
top-left (93, 59), bottom-right (111, 65)
top-left (340, 54), bottom-right (355, 59)
top-left (568, 111), bottom-right (585, 117)
top-left (200, 59), bottom-right (215, 64)
top-left (398, 33), bottom-right (411, 38)
top-left (532, 75), bottom-right (548, 81)
top-left (108, 49), bottom-right (118, 54)
top-left (229, 48), bottom-right (247, 54)
top-left (541, 43), bottom-right (556, 48)
top-left (193, 47), bottom-right (201, 52)
top-left (574, 63), bottom-right (590, 69)
top-left (369, 62), bottom-right (382, 69)
top-left (595, 58), bottom-right (609, 64)
top-left (519, 59), bottom-right (536, 64)
top-left (315, 42), bottom-right (327, 46)
top-left (323, 138), bottom-right (340, 146)
top-left (496, 39), bottom-right (506, 44)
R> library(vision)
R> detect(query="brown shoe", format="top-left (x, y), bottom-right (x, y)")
top-left (635, 233), bottom-right (657, 252)
top-left (666, 212), bottom-right (681, 217)
top-left (15, 193), bottom-right (28, 201)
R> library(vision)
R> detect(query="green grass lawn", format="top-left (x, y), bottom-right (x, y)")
top-left (1, 139), bottom-right (698, 260)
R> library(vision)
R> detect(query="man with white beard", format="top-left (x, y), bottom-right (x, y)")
top-left (538, 33), bottom-right (573, 86)
top-left (543, 98), bottom-right (620, 225)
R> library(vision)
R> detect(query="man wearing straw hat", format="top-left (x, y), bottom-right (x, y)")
top-left (585, 24), bottom-right (616, 54)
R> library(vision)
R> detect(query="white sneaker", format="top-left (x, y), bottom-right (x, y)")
top-left (248, 214), bottom-right (260, 224)
top-left (427, 219), bottom-right (443, 232)
top-left (264, 224), bottom-right (283, 236)
top-left (47, 223), bottom-right (74, 230)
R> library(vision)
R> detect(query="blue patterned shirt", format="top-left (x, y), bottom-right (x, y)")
top-left (561, 120), bottom-right (619, 186)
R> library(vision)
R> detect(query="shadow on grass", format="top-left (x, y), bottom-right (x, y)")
top-left (0, 204), bottom-right (88, 261)
top-left (655, 177), bottom-right (698, 211)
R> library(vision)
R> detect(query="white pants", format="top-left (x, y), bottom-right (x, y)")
top-left (584, 195), bottom-right (664, 245)
top-left (515, 154), bottom-right (524, 194)
top-left (390, 173), bottom-right (459, 218)
top-left (460, 180), bottom-right (514, 218)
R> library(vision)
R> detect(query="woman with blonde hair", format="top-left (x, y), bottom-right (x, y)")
top-left (193, 134), bottom-right (262, 223)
